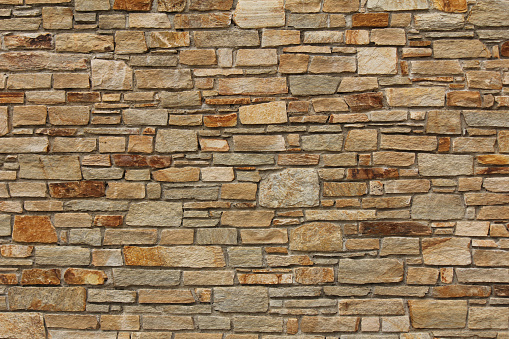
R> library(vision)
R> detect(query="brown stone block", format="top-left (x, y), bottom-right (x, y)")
top-left (360, 221), bottom-right (431, 236)
top-left (8, 287), bottom-right (86, 312)
top-left (447, 91), bottom-right (482, 107)
top-left (113, 155), bottom-right (172, 168)
top-left (21, 269), bottom-right (60, 285)
top-left (93, 215), bottom-right (123, 227)
top-left (124, 246), bottom-right (226, 268)
top-left (0, 92), bottom-right (24, 104)
top-left (139, 289), bottom-right (195, 303)
top-left (204, 113), bottom-right (238, 128)
top-left (4, 33), bottom-right (53, 50)
top-left (295, 267), bottom-right (334, 284)
top-left (344, 92), bottom-right (384, 112)
top-left (431, 285), bottom-right (491, 298)
top-left (64, 268), bottom-right (107, 285)
top-left (49, 181), bottom-right (106, 198)
top-left (13, 216), bottom-right (58, 244)
top-left (433, 0), bottom-right (467, 12)
top-left (352, 13), bottom-right (389, 27)
top-left (346, 168), bottom-right (398, 180)
top-left (113, 0), bottom-right (152, 11)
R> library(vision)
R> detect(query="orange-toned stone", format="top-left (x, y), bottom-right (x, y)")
top-left (124, 246), bottom-right (226, 267)
top-left (433, 0), bottom-right (467, 12)
top-left (0, 92), bottom-right (24, 104)
top-left (152, 167), bottom-right (200, 182)
top-left (64, 268), bottom-right (107, 285)
top-left (204, 98), bottom-right (251, 105)
top-left (49, 181), bottom-right (105, 198)
top-left (13, 216), bottom-right (58, 244)
top-left (438, 137), bottom-right (451, 153)
top-left (502, 42), bottom-right (509, 57)
top-left (346, 168), bottom-right (398, 180)
top-left (344, 92), bottom-right (384, 112)
top-left (0, 274), bottom-right (17, 285)
top-left (238, 273), bottom-right (292, 285)
top-left (204, 113), bottom-right (237, 127)
top-left (113, 0), bottom-right (152, 11)
top-left (21, 268), bottom-right (61, 285)
top-left (352, 13), bottom-right (389, 27)
top-left (432, 285), bottom-right (491, 298)
top-left (93, 215), bottom-right (123, 227)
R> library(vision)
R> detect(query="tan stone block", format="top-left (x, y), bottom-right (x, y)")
top-left (201, 167), bottom-right (234, 182)
top-left (466, 71), bottom-right (502, 90)
top-left (7, 73), bottom-right (51, 89)
top-left (52, 137), bottom-right (96, 153)
top-left (44, 314), bottom-right (98, 330)
top-left (21, 268), bottom-right (60, 285)
top-left (175, 13), bottom-right (231, 29)
top-left (241, 228), bottom-right (287, 244)
top-left (371, 28), bottom-right (406, 45)
top-left (239, 101), bottom-right (287, 125)
top-left (9, 287), bottom-right (86, 312)
top-left (323, 0), bottom-right (359, 12)
top-left (0, 313), bottom-right (46, 338)
top-left (290, 222), bottom-right (342, 252)
top-left (139, 289), bottom-right (195, 303)
top-left (261, 29), bottom-right (300, 47)
top-left (381, 134), bottom-right (437, 151)
top-left (0, 107), bottom-right (7, 136)
top-left (434, 39), bottom-right (490, 58)
top-left (309, 55), bottom-right (356, 74)
top-left (285, 0), bottom-right (321, 12)
top-left (386, 87), bottom-right (445, 107)
top-left (53, 73), bottom-right (89, 89)
top-left (98, 136), bottom-right (125, 153)
top-left (136, 69), bottom-right (192, 89)
top-left (344, 129), bottom-right (378, 151)
top-left (295, 267), bottom-right (334, 284)
top-left (149, 31), bottom-right (189, 48)
top-left (340, 299), bottom-right (405, 315)
top-left (115, 31), bottom-right (147, 54)
top-left (129, 13), bottom-right (171, 28)
top-left (180, 49), bottom-right (216, 65)
top-left (358, 47), bottom-right (397, 74)
top-left (408, 300), bottom-right (467, 329)
top-left (106, 182), bottom-right (145, 199)
top-left (323, 182), bottom-right (367, 197)
top-left (101, 315), bottom-right (140, 331)
top-left (128, 135), bottom-right (153, 154)
top-left (189, 0), bottom-right (233, 10)
top-left (124, 246), bottom-right (225, 268)
top-left (384, 179), bottom-right (430, 194)
top-left (221, 211), bottom-right (274, 227)
top-left (236, 49), bottom-right (277, 66)
top-left (345, 30), bottom-right (369, 44)
top-left (42, 7), bottom-right (72, 29)
top-left (407, 267), bottom-right (438, 285)
top-left (152, 167), bottom-right (200, 182)
top-left (160, 229), bottom-right (194, 245)
top-left (199, 139), bottom-right (230, 152)
top-left (1, 244), bottom-right (33, 258)
top-left (221, 183), bottom-right (257, 200)
top-left (422, 238), bottom-right (471, 265)
top-left (157, 0), bottom-right (185, 11)
top-left (372, 152), bottom-right (415, 167)
top-left (433, 0), bottom-right (467, 12)
top-left (233, 135), bottom-right (285, 152)
top-left (12, 105), bottom-right (47, 127)
top-left (218, 77), bottom-right (287, 95)
top-left (279, 54), bottom-right (309, 73)
top-left (55, 33), bottom-right (113, 53)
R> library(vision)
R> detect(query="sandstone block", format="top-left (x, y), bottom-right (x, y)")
top-left (386, 87), bottom-right (445, 107)
top-left (338, 258), bottom-right (404, 284)
top-left (259, 169), bottom-right (319, 208)
top-left (126, 201), bottom-right (182, 226)
top-left (91, 59), bottom-right (132, 90)
top-left (136, 69), bottom-right (192, 89)
top-left (113, 268), bottom-right (179, 287)
top-left (339, 299), bottom-right (405, 315)
top-left (0, 313), bottom-right (45, 339)
top-left (412, 194), bottom-right (465, 220)
top-left (64, 268), bottom-right (107, 285)
top-left (408, 300), bottom-right (467, 328)
top-left (160, 91), bottom-right (201, 108)
top-left (214, 287), bottom-right (268, 312)
top-left (290, 222), bottom-right (342, 252)
top-left (195, 29), bottom-right (260, 47)
top-left (289, 75), bottom-right (340, 95)
top-left (233, 0), bottom-right (285, 28)
top-left (295, 267), bottom-right (334, 284)
top-left (19, 155), bottom-right (81, 180)
top-left (9, 287), bottom-right (86, 311)
top-left (233, 135), bottom-right (285, 152)
top-left (155, 129), bottom-right (198, 153)
top-left (422, 237), bottom-right (471, 265)
top-left (468, 0), bottom-right (509, 27)
top-left (434, 40), bottom-right (490, 58)
top-left (124, 246), bottom-right (225, 267)
top-left (309, 56), bottom-right (356, 73)
top-left (239, 101), bottom-right (287, 125)
top-left (418, 154), bottom-right (473, 176)
top-left (358, 47), bottom-right (397, 75)
top-left (13, 215), bottom-right (57, 244)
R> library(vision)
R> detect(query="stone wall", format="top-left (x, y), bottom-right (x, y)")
top-left (0, 0), bottom-right (508, 337)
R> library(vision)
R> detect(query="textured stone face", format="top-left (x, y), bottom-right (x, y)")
top-left (214, 287), bottom-right (269, 312)
top-left (0, 313), bottom-right (46, 339)
top-left (126, 201), bottom-right (182, 226)
top-left (290, 223), bottom-right (342, 252)
top-left (259, 169), bottom-right (319, 208)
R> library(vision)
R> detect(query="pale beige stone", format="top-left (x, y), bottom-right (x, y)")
top-left (12, 106), bottom-right (47, 127)
top-left (239, 101), bottom-right (287, 125)
top-left (367, 0), bottom-right (428, 11)
top-left (201, 167), bottom-right (234, 182)
top-left (7, 73), bottom-right (51, 90)
top-left (290, 223), bottom-right (342, 252)
top-left (259, 169), bottom-right (319, 208)
top-left (129, 13), bottom-right (171, 28)
top-left (91, 59), bottom-right (132, 90)
top-left (19, 155), bottom-right (81, 180)
top-left (233, 0), bottom-right (285, 28)
top-left (422, 238), bottom-right (471, 265)
top-left (386, 87), bottom-right (445, 107)
top-left (115, 31), bottom-right (147, 54)
top-left (408, 300), bottom-right (467, 328)
top-left (149, 31), bottom-right (190, 48)
top-left (233, 135), bottom-right (285, 152)
top-left (0, 313), bottom-right (45, 339)
top-left (55, 34), bottom-right (113, 53)
top-left (155, 129), bottom-right (198, 152)
top-left (338, 258), bottom-right (404, 284)
top-left (236, 49), bottom-right (278, 66)
top-left (434, 40), bottom-right (490, 58)
top-left (358, 48), bottom-right (397, 75)
top-left (338, 77), bottom-right (378, 92)
top-left (126, 201), bottom-right (182, 226)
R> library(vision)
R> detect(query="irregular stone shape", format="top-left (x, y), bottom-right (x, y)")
top-left (8, 287), bottom-right (86, 311)
top-left (0, 313), bottom-right (45, 339)
top-left (126, 201), bottom-right (182, 226)
top-left (239, 101), bottom-right (287, 125)
top-left (422, 238), bottom-right (471, 266)
top-left (135, 69), bottom-right (192, 89)
top-left (49, 181), bottom-right (105, 198)
top-left (434, 40), bottom-right (490, 58)
top-left (194, 29), bottom-right (260, 47)
top-left (0, 52), bottom-right (87, 72)
top-left (290, 223), bottom-right (342, 252)
top-left (21, 268), bottom-right (60, 285)
top-left (358, 48), bottom-right (397, 75)
top-left (338, 258), bottom-right (404, 284)
top-left (408, 300), bottom-right (467, 328)
top-left (468, 0), bottom-right (509, 26)
top-left (233, 0), bottom-right (285, 28)
top-left (214, 287), bottom-right (268, 313)
top-left (64, 268), bottom-right (107, 285)
top-left (160, 91), bottom-right (201, 108)
top-left (339, 299), bottom-right (405, 315)
top-left (344, 92), bottom-right (384, 112)
top-left (360, 222), bottom-right (431, 236)
top-left (55, 34), bottom-right (114, 53)
top-left (4, 33), bottom-right (53, 50)
top-left (91, 59), bottom-right (132, 90)
top-left (386, 87), bottom-right (445, 107)
top-left (221, 211), bottom-right (274, 227)
top-left (233, 135), bottom-right (285, 152)
top-left (155, 129), bottom-right (198, 153)
top-left (113, 0), bottom-right (152, 10)
top-left (259, 169), bottom-right (319, 208)
top-left (418, 154), bottom-right (473, 176)
top-left (113, 268), bottom-right (180, 287)
top-left (426, 110), bottom-right (461, 134)
top-left (0, 137), bottom-right (48, 153)
top-left (412, 194), bottom-right (465, 220)
top-left (19, 155), bottom-right (82, 180)
top-left (13, 216), bottom-right (57, 244)
top-left (124, 246), bottom-right (225, 268)
top-left (289, 75), bottom-right (340, 96)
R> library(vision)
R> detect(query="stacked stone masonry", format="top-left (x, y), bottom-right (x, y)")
top-left (1, 0), bottom-right (509, 337)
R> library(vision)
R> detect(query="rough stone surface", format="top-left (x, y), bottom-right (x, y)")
top-left (0, 0), bottom-right (506, 336)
